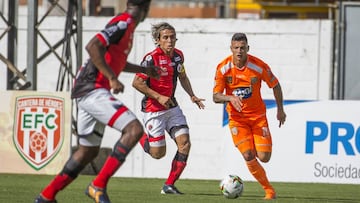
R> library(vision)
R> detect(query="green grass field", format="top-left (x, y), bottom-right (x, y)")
top-left (1, 173), bottom-right (359, 203)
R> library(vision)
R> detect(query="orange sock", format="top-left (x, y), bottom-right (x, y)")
top-left (246, 159), bottom-right (274, 192)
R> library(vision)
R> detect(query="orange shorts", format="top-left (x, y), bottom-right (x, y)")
top-left (228, 114), bottom-right (272, 154)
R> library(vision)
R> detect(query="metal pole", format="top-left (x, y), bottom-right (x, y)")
top-left (76, 0), bottom-right (83, 71)
top-left (337, 0), bottom-right (344, 99)
top-left (7, 0), bottom-right (18, 90)
top-left (27, 0), bottom-right (38, 90)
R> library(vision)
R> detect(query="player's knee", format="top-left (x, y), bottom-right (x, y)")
top-left (123, 119), bottom-right (144, 138)
top-left (178, 140), bottom-right (191, 153)
top-left (242, 150), bottom-right (256, 161)
top-left (258, 152), bottom-right (271, 163)
top-left (62, 147), bottom-right (99, 178)
top-left (76, 145), bottom-right (100, 163)
top-left (150, 151), bottom-right (166, 159)
top-left (149, 147), bottom-right (166, 159)
top-left (112, 141), bottom-right (130, 161)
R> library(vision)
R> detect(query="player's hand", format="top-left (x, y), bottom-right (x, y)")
top-left (277, 110), bottom-right (286, 127)
top-left (191, 96), bottom-right (205, 109)
top-left (158, 95), bottom-right (175, 109)
top-left (145, 65), bottom-right (160, 80)
top-left (229, 95), bottom-right (243, 112)
top-left (109, 77), bottom-right (124, 94)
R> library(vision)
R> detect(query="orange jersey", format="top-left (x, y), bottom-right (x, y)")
top-left (213, 54), bottom-right (279, 120)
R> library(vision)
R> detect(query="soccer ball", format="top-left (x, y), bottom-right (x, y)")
top-left (219, 175), bottom-right (244, 199)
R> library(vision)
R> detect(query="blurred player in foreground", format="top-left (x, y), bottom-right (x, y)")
top-left (212, 33), bottom-right (286, 200)
top-left (133, 22), bottom-right (205, 194)
top-left (34, 1), bottom-right (158, 203)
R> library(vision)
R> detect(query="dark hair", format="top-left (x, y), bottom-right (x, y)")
top-left (127, 0), bottom-right (151, 6)
top-left (231, 33), bottom-right (248, 43)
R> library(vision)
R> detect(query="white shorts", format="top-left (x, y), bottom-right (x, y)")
top-left (143, 106), bottom-right (189, 147)
top-left (76, 88), bottom-right (137, 146)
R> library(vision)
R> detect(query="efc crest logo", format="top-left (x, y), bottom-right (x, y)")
top-left (13, 96), bottom-right (64, 170)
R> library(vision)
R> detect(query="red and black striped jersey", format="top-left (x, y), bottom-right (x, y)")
top-left (72, 12), bottom-right (136, 98)
top-left (136, 47), bottom-right (185, 112)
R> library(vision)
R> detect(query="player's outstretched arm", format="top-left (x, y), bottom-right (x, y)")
top-left (179, 72), bottom-right (205, 109)
top-left (124, 62), bottom-right (160, 79)
top-left (190, 95), bottom-right (205, 109)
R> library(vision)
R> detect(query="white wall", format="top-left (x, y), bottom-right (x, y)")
top-left (1, 17), bottom-right (341, 183)
top-left (1, 17), bottom-right (333, 99)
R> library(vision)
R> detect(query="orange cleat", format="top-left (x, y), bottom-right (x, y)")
top-left (85, 183), bottom-right (111, 203)
top-left (264, 189), bottom-right (277, 200)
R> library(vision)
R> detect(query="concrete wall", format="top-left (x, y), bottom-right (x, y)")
top-left (0, 17), bottom-right (334, 182)
top-left (0, 18), bottom-right (334, 98)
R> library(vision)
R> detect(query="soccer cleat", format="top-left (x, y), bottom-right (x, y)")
top-left (85, 183), bottom-right (111, 203)
top-left (264, 189), bottom-right (277, 200)
top-left (34, 195), bottom-right (57, 203)
top-left (160, 184), bottom-right (184, 195)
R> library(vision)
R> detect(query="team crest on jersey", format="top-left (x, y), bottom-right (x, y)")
top-left (13, 95), bottom-right (65, 170)
top-left (250, 77), bottom-right (258, 85)
top-left (226, 76), bottom-right (233, 84)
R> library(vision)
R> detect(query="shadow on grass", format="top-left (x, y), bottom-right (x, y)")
top-left (279, 195), bottom-right (357, 202)
top-left (188, 192), bottom-right (263, 199)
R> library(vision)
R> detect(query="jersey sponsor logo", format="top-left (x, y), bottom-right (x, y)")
top-left (103, 21), bottom-right (127, 38)
top-left (145, 55), bottom-right (152, 62)
top-left (117, 21), bottom-right (127, 30)
top-left (13, 95), bottom-right (65, 170)
top-left (174, 56), bottom-right (181, 62)
top-left (232, 87), bottom-right (252, 98)
top-left (159, 59), bottom-right (167, 65)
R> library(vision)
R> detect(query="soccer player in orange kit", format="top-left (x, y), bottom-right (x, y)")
top-left (213, 33), bottom-right (286, 200)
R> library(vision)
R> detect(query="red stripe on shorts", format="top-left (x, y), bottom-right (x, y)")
top-left (108, 106), bottom-right (128, 127)
top-left (149, 135), bottom-right (165, 143)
